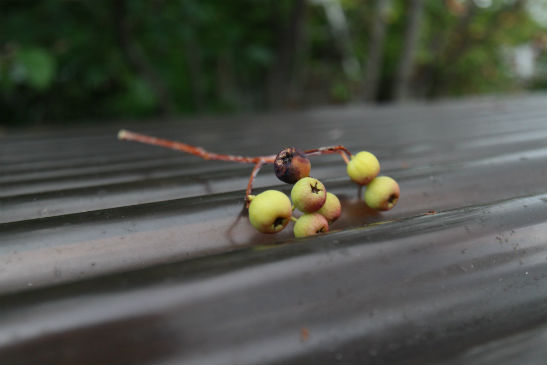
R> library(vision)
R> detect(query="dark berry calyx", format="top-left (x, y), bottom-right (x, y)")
top-left (274, 147), bottom-right (311, 184)
top-left (310, 182), bottom-right (322, 194)
top-left (273, 216), bottom-right (286, 229)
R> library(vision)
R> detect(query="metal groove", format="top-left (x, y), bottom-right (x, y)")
top-left (1, 94), bottom-right (546, 364)
top-left (0, 194), bottom-right (545, 364)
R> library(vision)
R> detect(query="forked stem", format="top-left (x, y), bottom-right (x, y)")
top-left (304, 146), bottom-right (351, 164)
top-left (118, 129), bottom-right (353, 202)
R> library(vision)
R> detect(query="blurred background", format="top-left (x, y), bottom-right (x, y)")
top-left (0, 0), bottom-right (545, 126)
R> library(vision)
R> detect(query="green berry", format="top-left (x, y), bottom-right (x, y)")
top-left (346, 151), bottom-right (380, 185)
top-left (291, 177), bottom-right (327, 213)
top-left (248, 190), bottom-right (292, 233)
top-left (293, 213), bottom-right (329, 238)
top-left (274, 147), bottom-right (311, 184)
top-left (317, 192), bottom-right (341, 224)
top-left (363, 176), bottom-right (400, 211)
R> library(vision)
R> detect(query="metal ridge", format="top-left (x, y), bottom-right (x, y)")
top-left (0, 194), bottom-right (545, 364)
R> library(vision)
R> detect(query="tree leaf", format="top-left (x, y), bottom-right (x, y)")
top-left (15, 47), bottom-right (56, 90)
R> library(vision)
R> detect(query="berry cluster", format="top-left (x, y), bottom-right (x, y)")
top-left (246, 147), bottom-right (399, 238)
top-left (346, 151), bottom-right (400, 211)
top-left (248, 177), bottom-right (341, 238)
top-left (117, 130), bottom-right (400, 239)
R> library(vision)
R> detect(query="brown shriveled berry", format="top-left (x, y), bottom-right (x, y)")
top-left (274, 147), bottom-right (311, 184)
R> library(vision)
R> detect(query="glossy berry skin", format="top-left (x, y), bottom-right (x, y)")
top-left (346, 151), bottom-right (380, 185)
top-left (291, 177), bottom-right (327, 213)
top-left (293, 213), bottom-right (329, 238)
top-left (248, 190), bottom-right (292, 233)
top-left (317, 192), bottom-right (341, 224)
top-left (363, 176), bottom-right (400, 211)
top-left (274, 147), bottom-right (311, 184)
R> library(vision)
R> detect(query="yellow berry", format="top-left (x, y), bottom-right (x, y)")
top-left (363, 176), bottom-right (400, 211)
top-left (248, 190), bottom-right (292, 233)
top-left (346, 151), bottom-right (380, 185)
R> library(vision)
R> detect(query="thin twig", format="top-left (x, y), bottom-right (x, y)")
top-left (245, 161), bottom-right (266, 205)
top-left (118, 129), bottom-right (353, 201)
top-left (305, 145), bottom-right (351, 164)
top-left (118, 129), bottom-right (276, 164)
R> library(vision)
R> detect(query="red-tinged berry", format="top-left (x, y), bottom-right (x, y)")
top-left (291, 177), bottom-right (327, 213)
top-left (317, 192), bottom-right (341, 224)
top-left (293, 213), bottom-right (329, 238)
top-left (274, 147), bottom-right (311, 184)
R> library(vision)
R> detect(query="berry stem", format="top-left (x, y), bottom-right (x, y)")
top-left (304, 145), bottom-right (352, 164)
top-left (245, 161), bottom-right (265, 206)
top-left (118, 129), bottom-right (276, 164)
top-left (118, 129), bottom-right (354, 204)
top-left (339, 151), bottom-right (350, 164)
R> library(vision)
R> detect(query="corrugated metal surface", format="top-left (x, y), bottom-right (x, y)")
top-left (1, 94), bottom-right (546, 364)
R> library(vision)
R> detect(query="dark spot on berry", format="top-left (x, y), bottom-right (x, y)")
top-left (388, 194), bottom-right (397, 204)
top-left (316, 226), bottom-right (326, 234)
top-left (310, 182), bottom-right (322, 194)
top-left (282, 154), bottom-right (291, 165)
top-left (273, 217), bottom-right (285, 228)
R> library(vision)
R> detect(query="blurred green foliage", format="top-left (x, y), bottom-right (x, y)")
top-left (0, 0), bottom-right (545, 125)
